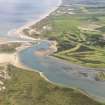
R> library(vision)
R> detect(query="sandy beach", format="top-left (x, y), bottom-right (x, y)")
top-left (11, 0), bottom-right (62, 39)
top-left (0, 0), bottom-right (62, 47)
top-left (0, 37), bottom-right (9, 44)
top-left (34, 41), bottom-right (57, 56)
top-left (0, 0), bottom-right (61, 77)
top-left (0, 0), bottom-right (105, 103)
top-left (0, 53), bottom-right (16, 64)
top-left (0, 53), bottom-right (29, 71)
top-left (0, 0), bottom-right (62, 82)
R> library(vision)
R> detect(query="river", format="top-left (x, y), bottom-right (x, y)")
top-left (19, 40), bottom-right (105, 102)
top-left (0, 0), bottom-right (105, 103)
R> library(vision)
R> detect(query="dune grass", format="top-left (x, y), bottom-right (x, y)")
top-left (0, 65), bottom-right (104, 105)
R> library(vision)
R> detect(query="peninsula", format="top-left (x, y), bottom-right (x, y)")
top-left (0, 0), bottom-right (105, 105)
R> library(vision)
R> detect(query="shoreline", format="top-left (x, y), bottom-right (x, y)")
top-left (0, 43), bottom-right (104, 103)
top-left (8, 0), bottom-right (105, 103)
top-left (10, 0), bottom-right (62, 84)
top-left (0, 0), bottom-right (63, 84)
top-left (11, 0), bottom-right (62, 40)
top-left (4, 0), bottom-right (62, 85)
top-left (12, 51), bottom-right (105, 103)
top-left (0, 0), bottom-right (105, 103)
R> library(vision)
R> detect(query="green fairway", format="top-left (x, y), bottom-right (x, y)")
top-left (23, 3), bottom-right (105, 68)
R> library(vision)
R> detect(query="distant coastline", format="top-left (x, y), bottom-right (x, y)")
top-left (14, 0), bottom-right (105, 103)
top-left (0, 0), bottom-right (105, 104)
top-left (14, 0), bottom-right (62, 40)
top-left (13, 0), bottom-right (62, 83)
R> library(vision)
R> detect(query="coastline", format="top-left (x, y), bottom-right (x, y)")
top-left (4, 0), bottom-right (63, 91)
top-left (9, 0), bottom-right (62, 85)
top-left (10, 0), bottom-right (62, 84)
top-left (0, 46), bottom-right (104, 103)
top-left (12, 50), bottom-right (105, 103)
top-left (0, 0), bottom-right (104, 103)
top-left (12, 0), bottom-right (62, 40)
top-left (0, 0), bottom-right (62, 83)
top-left (10, 0), bottom-right (105, 103)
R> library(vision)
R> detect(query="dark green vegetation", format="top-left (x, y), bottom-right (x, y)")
top-left (0, 65), bottom-right (103, 105)
top-left (95, 72), bottom-right (105, 81)
top-left (0, 43), bottom-right (20, 53)
top-left (23, 0), bottom-right (105, 68)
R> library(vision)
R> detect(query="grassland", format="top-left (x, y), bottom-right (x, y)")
top-left (0, 65), bottom-right (104, 105)
top-left (95, 72), bottom-right (105, 81)
top-left (23, 1), bottom-right (105, 68)
top-left (0, 43), bottom-right (21, 53)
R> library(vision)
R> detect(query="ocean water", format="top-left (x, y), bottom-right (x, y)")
top-left (1, 0), bottom-right (105, 102)
top-left (0, 0), bottom-right (60, 36)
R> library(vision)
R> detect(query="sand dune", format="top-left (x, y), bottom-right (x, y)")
top-left (0, 53), bottom-right (16, 64)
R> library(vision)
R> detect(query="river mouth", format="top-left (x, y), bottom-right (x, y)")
top-left (0, 0), bottom-right (105, 103)
top-left (19, 40), bottom-right (105, 102)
